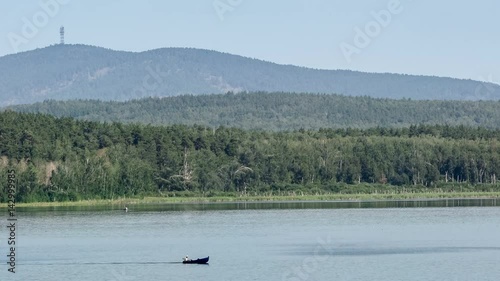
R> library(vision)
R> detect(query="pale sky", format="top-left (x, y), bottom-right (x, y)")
top-left (1, 0), bottom-right (498, 83)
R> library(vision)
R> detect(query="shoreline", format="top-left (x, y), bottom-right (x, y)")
top-left (1, 191), bottom-right (500, 208)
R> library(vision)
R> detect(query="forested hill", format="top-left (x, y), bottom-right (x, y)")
top-left (1, 44), bottom-right (500, 106)
top-left (10, 92), bottom-right (500, 130)
top-left (0, 111), bottom-right (499, 203)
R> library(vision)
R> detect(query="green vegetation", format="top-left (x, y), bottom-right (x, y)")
top-left (1, 44), bottom-right (499, 107)
top-left (10, 92), bottom-right (500, 130)
top-left (2, 191), bottom-right (500, 208)
top-left (1, 111), bottom-right (499, 203)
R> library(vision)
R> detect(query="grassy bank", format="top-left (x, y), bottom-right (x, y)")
top-left (2, 191), bottom-right (500, 208)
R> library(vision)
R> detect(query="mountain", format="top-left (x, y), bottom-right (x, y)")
top-left (10, 92), bottom-right (500, 130)
top-left (1, 44), bottom-right (499, 106)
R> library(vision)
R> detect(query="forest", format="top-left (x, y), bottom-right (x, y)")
top-left (11, 92), bottom-right (500, 130)
top-left (1, 44), bottom-right (499, 107)
top-left (1, 111), bottom-right (499, 203)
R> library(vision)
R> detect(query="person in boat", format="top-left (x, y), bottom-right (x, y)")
top-left (183, 255), bottom-right (189, 262)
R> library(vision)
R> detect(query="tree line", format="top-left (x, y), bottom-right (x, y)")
top-left (10, 92), bottom-right (500, 130)
top-left (0, 111), bottom-right (499, 203)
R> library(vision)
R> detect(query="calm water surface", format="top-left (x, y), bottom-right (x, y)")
top-left (1, 200), bottom-right (500, 281)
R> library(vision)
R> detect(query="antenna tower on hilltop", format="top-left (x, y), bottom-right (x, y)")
top-left (60, 26), bottom-right (65, 45)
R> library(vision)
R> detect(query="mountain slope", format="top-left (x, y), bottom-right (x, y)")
top-left (10, 92), bottom-right (500, 130)
top-left (1, 44), bottom-right (499, 106)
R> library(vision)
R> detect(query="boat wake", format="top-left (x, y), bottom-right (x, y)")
top-left (18, 261), bottom-right (186, 266)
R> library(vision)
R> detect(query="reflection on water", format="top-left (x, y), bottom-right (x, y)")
top-left (13, 198), bottom-right (500, 213)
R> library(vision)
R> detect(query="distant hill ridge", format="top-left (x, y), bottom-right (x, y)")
top-left (1, 44), bottom-right (499, 106)
top-left (10, 92), bottom-right (500, 131)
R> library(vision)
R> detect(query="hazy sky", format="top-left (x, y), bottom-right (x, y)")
top-left (1, 0), bottom-right (498, 83)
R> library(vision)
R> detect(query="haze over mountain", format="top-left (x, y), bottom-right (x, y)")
top-left (1, 44), bottom-right (499, 106)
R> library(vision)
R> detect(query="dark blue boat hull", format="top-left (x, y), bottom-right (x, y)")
top-left (183, 256), bottom-right (209, 264)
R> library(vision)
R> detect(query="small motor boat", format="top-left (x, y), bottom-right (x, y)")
top-left (182, 256), bottom-right (209, 264)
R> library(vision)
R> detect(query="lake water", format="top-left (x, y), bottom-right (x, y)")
top-left (2, 200), bottom-right (500, 281)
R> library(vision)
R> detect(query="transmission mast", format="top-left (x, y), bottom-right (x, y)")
top-left (60, 26), bottom-right (65, 44)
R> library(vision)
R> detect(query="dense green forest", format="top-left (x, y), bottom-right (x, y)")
top-left (1, 111), bottom-right (499, 203)
top-left (10, 92), bottom-right (500, 130)
top-left (1, 44), bottom-right (499, 107)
